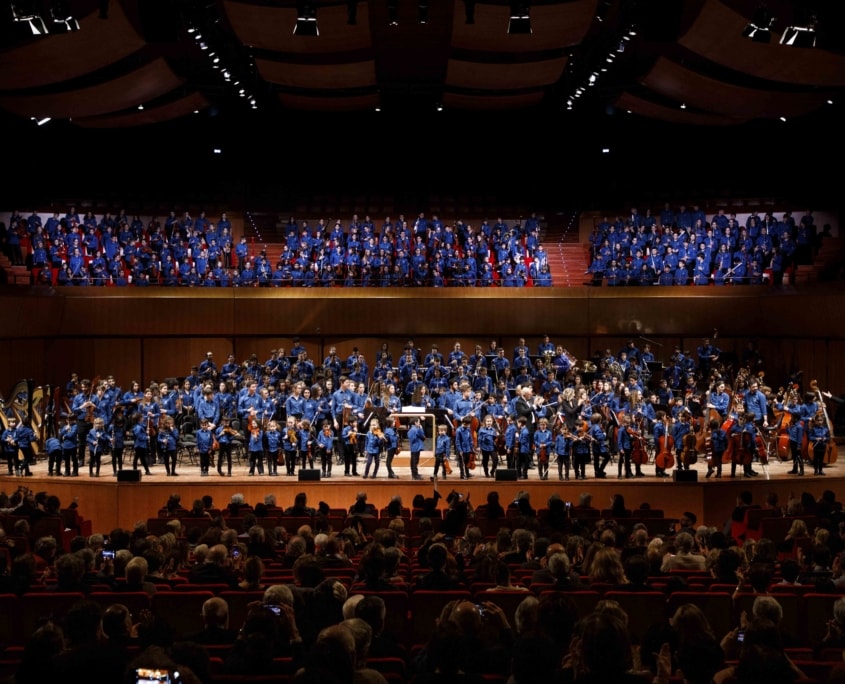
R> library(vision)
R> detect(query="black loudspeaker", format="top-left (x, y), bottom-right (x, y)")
top-left (298, 469), bottom-right (321, 481)
top-left (495, 469), bottom-right (519, 481)
top-left (117, 470), bottom-right (142, 482)
top-left (673, 469), bottom-right (698, 482)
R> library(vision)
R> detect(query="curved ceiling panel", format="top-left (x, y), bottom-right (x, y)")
top-left (641, 56), bottom-right (836, 119)
top-left (256, 59), bottom-right (377, 89)
top-left (0, 58), bottom-right (184, 119)
top-left (614, 91), bottom-right (745, 126)
top-left (442, 91), bottom-right (545, 110)
top-left (0, 3), bottom-right (145, 90)
top-left (681, 0), bottom-right (845, 88)
top-left (278, 92), bottom-right (381, 111)
top-left (74, 92), bottom-right (211, 128)
top-left (223, 0), bottom-right (372, 54)
top-left (446, 56), bottom-right (567, 90)
top-left (452, 0), bottom-right (596, 53)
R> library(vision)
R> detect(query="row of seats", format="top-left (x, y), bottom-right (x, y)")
top-left (1, 588), bottom-right (843, 652)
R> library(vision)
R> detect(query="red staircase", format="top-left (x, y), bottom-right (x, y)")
top-left (542, 211), bottom-right (590, 287)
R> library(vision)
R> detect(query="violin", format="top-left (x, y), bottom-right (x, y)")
top-left (468, 451), bottom-right (477, 470)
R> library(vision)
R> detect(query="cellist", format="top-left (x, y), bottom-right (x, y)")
top-left (808, 414), bottom-right (831, 476)
top-left (672, 410), bottom-right (693, 471)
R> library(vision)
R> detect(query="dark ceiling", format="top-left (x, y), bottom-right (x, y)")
top-left (2, 0), bottom-right (844, 206)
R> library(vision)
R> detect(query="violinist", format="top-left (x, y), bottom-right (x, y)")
top-left (341, 415), bottom-right (360, 477)
top-left (215, 417), bottom-right (235, 476)
top-left (245, 415), bottom-right (265, 476)
top-left (475, 415), bottom-right (497, 479)
top-left (706, 418), bottom-right (727, 479)
top-left (362, 419), bottom-right (385, 479)
top-left (315, 421), bottom-right (335, 478)
top-left (59, 413), bottom-right (79, 477)
top-left (588, 413), bottom-right (609, 479)
top-left (86, 417), bottom-right (108, 477)
top-left (195, 418), bottom-right (216, 477)
top-left (297, 418), bottom-right (315, 471)
top-left (615, 414), bottom-right (636, 479)
top-left (533, 417), bottom-right (553, 481)
top-left (808, 414), bottom-right (831, 476)
top-left (283, 417), bottom-right (299, 476)
top-left (515, 416), bottom-right (533, 480)
top-left (407, 417), bottom-right (426, 481)
top-left (554, 422), bottom-right (573, 481)
top-left (264, 420), bottom-right (282, 477)
top-left (455, 415), bottom-right (475, 480)
top-left (131, 412), bottom-right (152, 475)
top-left (157, 416), bottom-right (179, 476)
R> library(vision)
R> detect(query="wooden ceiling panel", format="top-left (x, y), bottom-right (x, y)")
top-left (441, 91), bottom-right (545, 110)
top-left (277, 92), bottom-right (380, 111)
top-left (74, 92), bottom-right (210, 128)
top-left (681, 0), bottom-right (845, 88)
top-left (614, 91), bottom-right (747, 126)
top-left (0, 58), bottom-right (184, 119)
top-left (0, 3), bottom-right (145, 90)
top-left (256, 58), bottom-right (377, 89)
top-left (223, 0), bottom-right (372, 54)
top-left (446, 56), bottom-right (567, 89)
top-left (452, 0), bottom-right (597, 53)
top-left (641, 56), bottom-right (835, 119)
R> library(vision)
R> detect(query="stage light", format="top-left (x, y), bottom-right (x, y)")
top-left (508, 2), bottom-right (531, 35)
top-left (780, 22), bottom-right (816, 47)
top-left (49, 0), bottom-right (79, 32)
top-left (418, 1), bottom-right (428, 24)
top-left (388, 0), bottom-right (398, 26)
top-left (742, 5), bottom-right (774, 43)
top-left (294, 1), bottom-right (319, 36)
top-left (11, 0), bottom-right (48, 34)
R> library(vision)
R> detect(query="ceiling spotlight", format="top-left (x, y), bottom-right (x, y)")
top-left (49, 0), bottom-right (79, 32)
top-left (780, 22), bottom-right (816, 47)
top-left (418, 1), bottom-right (428, 24)
top-left (11, 1), bottom-right (48, 34)
top-left (347, 0), bottom-right (357, 25)
top-left (679, 103), bottom-right (686, 109)
top-left (508, 2), bottom-right (531, 35)
top-left (464, 0), bottom-right (475, 24)
top-left (294, 1), bottom-right (319, 36)
top-left (617, 41), bottom-right (625, 53)
top-left (388, 0), bottom-right (398, 25)
top-left (742, 5), bottom-right (775, 43)
top-left (435, 103), bottom-right (443, 112)
top-left (31, 116), bottom-right (52, 126)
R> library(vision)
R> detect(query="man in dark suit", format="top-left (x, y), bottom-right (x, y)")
top-left (185, 596), bottom-right (239, 645)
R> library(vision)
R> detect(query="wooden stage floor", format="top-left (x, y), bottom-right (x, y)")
top-left (6, 446), bottom-right (842, 538)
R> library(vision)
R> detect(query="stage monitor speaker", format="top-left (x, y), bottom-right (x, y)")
top-left (117, 470), bottom-right (142, 482)
top-left (673, 469), bottom-right (698, 482)
top-left (495, 469), bottom-right (519, 481)
top-left (298, 469), bottom-right (321, 481)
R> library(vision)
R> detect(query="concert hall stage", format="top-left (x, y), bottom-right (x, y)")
top-left (9, 448), bottom-right (842, 537)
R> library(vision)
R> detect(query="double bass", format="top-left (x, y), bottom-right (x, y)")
top-left (681, 413), bottom-right (698, 466)
top-left (811, 380), bottom-right (838, 464)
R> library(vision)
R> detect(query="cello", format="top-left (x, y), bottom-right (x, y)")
top-left (681, 413), bottom-right (698, 466)
top-left (629, 417), bottom-right (647, 469)
top-left (655, 416), bottom-right (675, 471)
